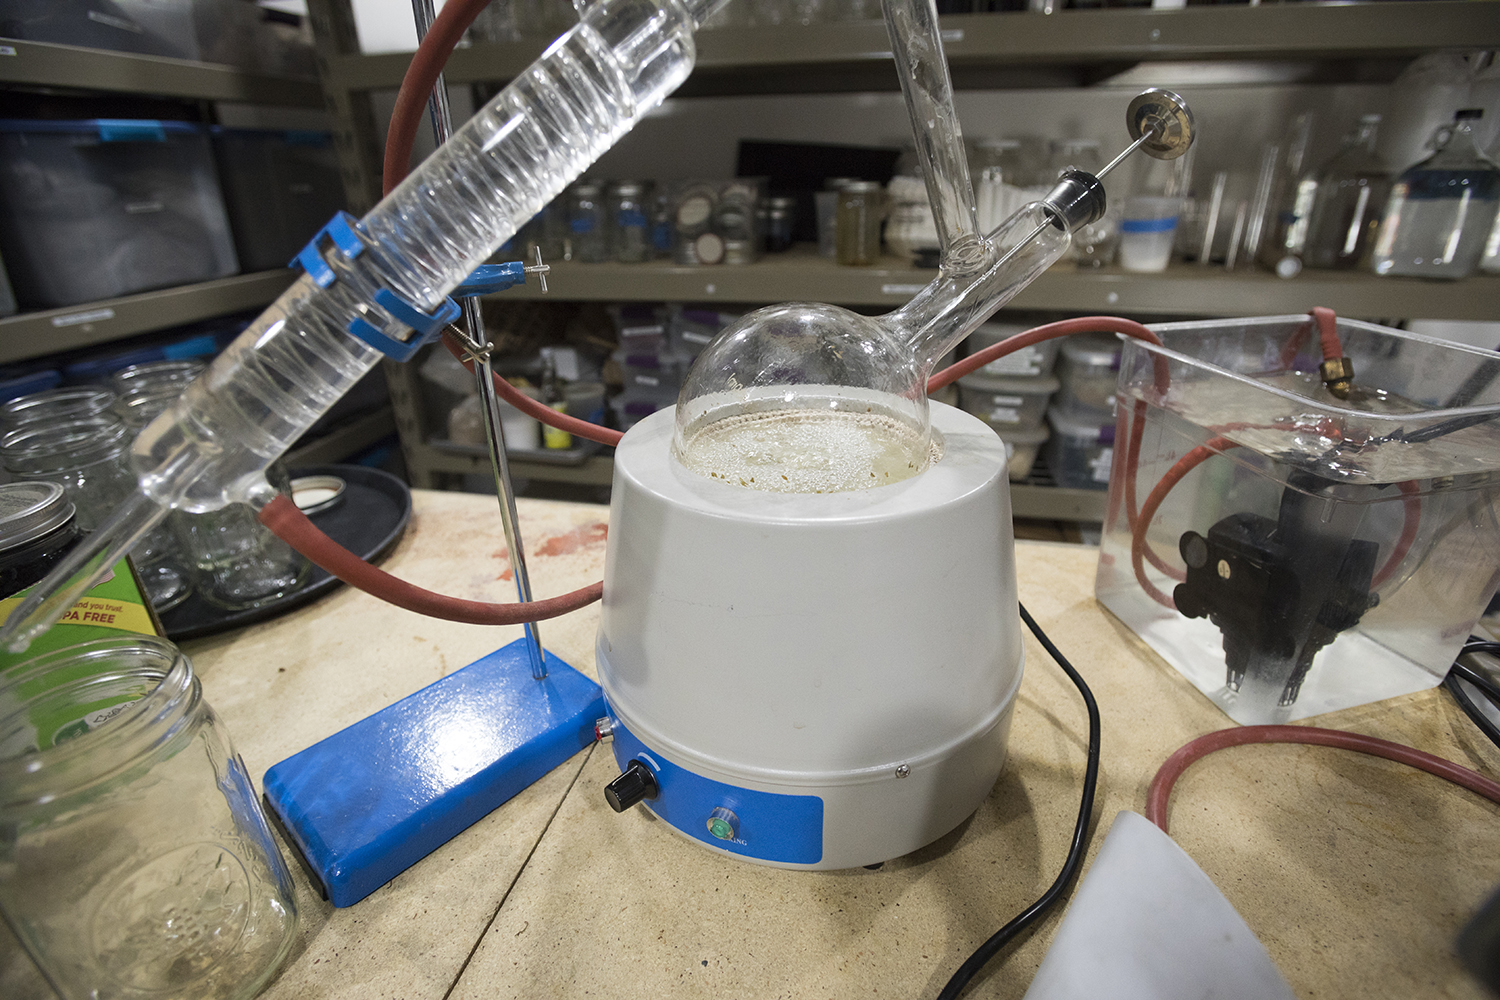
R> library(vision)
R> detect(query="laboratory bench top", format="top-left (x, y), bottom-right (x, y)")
top-left (4, 488), bottom-right (1498, 999)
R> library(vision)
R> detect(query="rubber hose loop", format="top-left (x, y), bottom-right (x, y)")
top-left (258, 494), bottom-right (603, 626)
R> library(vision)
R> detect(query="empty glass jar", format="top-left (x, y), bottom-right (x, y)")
top-left (0, 416), bottom-right (193, 612)
top-left (172, 461), bottom-right (308, 613)
top-left (0, 387), bottom-right (116, 429)
top-left (0, 636), bottom-right (298, 1000)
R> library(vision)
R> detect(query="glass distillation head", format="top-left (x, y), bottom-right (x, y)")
top-left (672, 87), bottom-right (1194, 494)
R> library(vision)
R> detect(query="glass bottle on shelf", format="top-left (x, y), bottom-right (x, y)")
top-left (1256, 111), bottom-right (1316, 278)
top-left (1303, 114), bottom-right (1391, 270)
top-left (1372, 109), bottom-right (1500, 280)
top-left (568, 181), bottom-right (609, 263)
top-left (609, 180), bottom-right (651, 263)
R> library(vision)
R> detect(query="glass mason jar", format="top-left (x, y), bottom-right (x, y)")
top-left (116, 380), bottom-right (308, 615)
top-left (109, 359), bottom-right (207, 398)
top-left (0, 417), bottom-right (137, 531)
top-left (0, 417), bottom-right (193, 612)
top-left (172, 460), bottom-right (309, 613)
top-left (0, 387), bottom-right (117, 430)
top-left (0, 481), bottom-right (80, 599)
top-left (0, 637), bottom-right (298, 1000)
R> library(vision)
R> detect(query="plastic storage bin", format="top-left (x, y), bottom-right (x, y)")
top-left (210, 128), bottom-right (344, 272)
top-left (957, 373), bottom-right (1057, 431)
top-left (1046, 406), bottom-right (1115, 491)
top-left (1000, 424), bottom-right (1048, 482)
top-left (1095, 315), bottom-right (1500, 725)
top-left (964, 321), bottom-right (1061, 378)
top-left (0, 119), bottom-right (238, 308)
top-left (1056, 334), bottom-right (1121, 418)
top-left (0, 0), bottom-right (195, 58)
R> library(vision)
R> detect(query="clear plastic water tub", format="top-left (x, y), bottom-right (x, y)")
top-left (0, 119), bottom-right (238, 307)
top-left (1095, 315), bottom-right (1500, 724)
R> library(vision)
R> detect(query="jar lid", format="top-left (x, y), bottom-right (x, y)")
top-left (767, 196), bottom-right (797, 209)
top-left (612, 180), bottom-right (646, 195)
top-left (842, 180), bottom-right (884, 193)
top-left (0, 481), bottom-right (75, 550)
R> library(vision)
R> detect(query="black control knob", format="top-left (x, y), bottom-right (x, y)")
top-left (604, 760), bottom-right (659, 812)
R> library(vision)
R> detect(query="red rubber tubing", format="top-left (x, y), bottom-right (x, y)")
top-left (1145, 724), bottom-right (1500, 835)
top-left (1130, 436), bottom-right (1239, 610)
top-left (1310, 305), bottom-right (1343, 362)
top-left (258, 493), bottom-right (603, 625)
top-left (927, 316), bottom-right (1168, 395)
top-left (383, 0), bottom-right (492, 195)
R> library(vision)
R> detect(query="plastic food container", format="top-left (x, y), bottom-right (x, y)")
top-left (958, 372), bottom-right (1057, 431)
top-left (1056, 334), bottom-right (1121, 418)
top-left (669, 306), bottom-right (736, 358)
top-left (0, 119), bottom-right (239, 308)
top-left (1046, 406), bottom-right (1115, 490)
top-left (1000, 424), bottom-right (1048, 482)
top-left (964, 321), bottom-right (1061, 378)
top-left (210, 128), bottom-right (344, 272)
top-left (613, 348), bottom-right (687, 395)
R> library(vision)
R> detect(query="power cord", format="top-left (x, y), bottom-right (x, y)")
top-left (936, 602), bottom-right (1101, 1000)
top-left (1445, 639), bottom-right (1500, 751)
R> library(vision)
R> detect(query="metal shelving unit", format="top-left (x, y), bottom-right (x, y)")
top-left (497, 247), bottom-right (1500, 321)
top-left (305, 0), bottom-right (1500, 515)
top-left (0, 38), bottom-right (323, 105)
top-left (317, 3), bottom-right (1500, 94)
top-left (0, 271), bottom-right (297, 364)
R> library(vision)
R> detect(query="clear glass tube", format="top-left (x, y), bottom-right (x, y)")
top-left (2, 0), bottom-right (727, 650)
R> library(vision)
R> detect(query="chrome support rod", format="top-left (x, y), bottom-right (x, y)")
top-left (412, 0), bottom-right (547, 680)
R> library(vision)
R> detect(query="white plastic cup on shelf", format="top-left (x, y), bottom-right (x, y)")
top-left (1118, 196), bottom-right (1182, 272)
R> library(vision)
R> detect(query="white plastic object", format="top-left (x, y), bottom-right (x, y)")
top-left (598, 404), bottom-right (1020, 868)
top-left (1022, 812), bottom-right (1296, 1000)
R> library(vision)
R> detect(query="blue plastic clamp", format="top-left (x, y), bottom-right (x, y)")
top-left (452, 262), bottom-right (528, 297)
top-left (346, 290), bottom-right (460, 363)
top-left (291, 211), bottom-right (366, 289)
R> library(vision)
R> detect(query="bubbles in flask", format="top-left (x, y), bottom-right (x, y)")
top-left (679, 408), bottom-right (936, 494)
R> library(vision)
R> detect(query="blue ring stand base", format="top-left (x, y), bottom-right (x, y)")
top-left (263, 637), bottom-right (604, 907)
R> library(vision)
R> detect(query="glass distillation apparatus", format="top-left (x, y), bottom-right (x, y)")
top-left (1, 0), bottom-right (1193, 869)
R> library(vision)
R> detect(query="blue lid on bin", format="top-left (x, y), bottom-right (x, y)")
top-left (0, 119), bottom-right (200, 142)
top-left (0, 370), bottom-right (61, 403)
top-left (161, 335), bottom-right (219, 360)
top-left (63, 347), bottom-right (163, 383)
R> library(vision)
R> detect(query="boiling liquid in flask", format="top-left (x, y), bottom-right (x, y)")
top-left (678, 406), bottom-right (935, 494)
